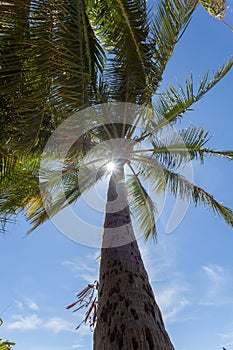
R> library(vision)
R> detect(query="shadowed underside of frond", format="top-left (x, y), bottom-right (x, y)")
top-left (0, 0), bottom-right (104, 154)
top-left (91, 0), bottom-right (199, 103)
top-left (92, 0), bottom-right (154, 103)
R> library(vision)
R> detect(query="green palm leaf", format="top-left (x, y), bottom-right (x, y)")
top-left (0, 155), bottom-right (40, 218)
top-left (150, 0), bottom-right (198, 88)
top-left (144, 126), bottom-right (233, 167)
top-left (27, 157), bottom-right (108, 232)
top-left (149, 126), bottom-right (210, 167)
top-left (151, 59), bottom-right (233, 131)
top-left (200, 0), bottom-right (233, 32)
top-left (93, 0), bottom-right (154, 103)
top-left (0, 0), bottom-right (104, 154)
top-left (134, 155), bottom-right (233, 228)
top-left (127, 171), bottom-right (157, 241)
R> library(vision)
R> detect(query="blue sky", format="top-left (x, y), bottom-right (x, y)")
top-left (1, 4), bottom-right (233, 350)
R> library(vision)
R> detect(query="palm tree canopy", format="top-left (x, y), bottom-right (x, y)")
top-left (0, 0), bottom-right (233, 238)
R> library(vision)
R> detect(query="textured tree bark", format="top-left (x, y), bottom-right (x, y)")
top-left (94, 167), bottom-right (175, 350)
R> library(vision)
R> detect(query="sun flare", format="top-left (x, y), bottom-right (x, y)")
top-left (106, 161), bottom-right (115, 172)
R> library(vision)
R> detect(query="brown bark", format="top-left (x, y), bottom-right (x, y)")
top-left (94, 167), bottom-right (175, 350)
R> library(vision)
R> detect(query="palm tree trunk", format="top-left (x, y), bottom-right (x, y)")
top-left (94, 166), bottom-right (175, 350)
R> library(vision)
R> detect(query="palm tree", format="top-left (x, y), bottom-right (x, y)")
top-left (0, 0), bottom-right (233, 349)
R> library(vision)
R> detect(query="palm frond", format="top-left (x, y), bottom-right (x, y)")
top-left (133, 155), bottom-right (233, 228)
top-left (200, 0), bottom-right (226, 19)
top-left (0, 0), bottom-right (104, 154)
top-left (126, 171), bottom-right (157, 241)
top-left (0, 156), bottom-right (40, 221)
top-left (27, 158), bottom-right (108, 232)
top-left (149, 126), bottom-right (210, 167)
top-left (151, 59), bottom-right (233, 131)
top-left (200, 0), bottom-right (233, 32)
top-left (0, 154), bottom-right (17, 181)
top-left (50, 0), bottom-right (104, 111)
top-left (148, 126), bottom-right (233, 167)
top-left (150, 0), bottom-right (198, 88)
top-left (0, 216), bottom-right (15, 234)
top-left (0, 0), bottom-right (55, 153)
top-left (93, 0), bottom-right (154, 103)
top-left (200, 149), bottom-right (233, 160)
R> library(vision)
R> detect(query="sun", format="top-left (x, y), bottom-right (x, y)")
top-left (106, 161), bottom-right (115, 172)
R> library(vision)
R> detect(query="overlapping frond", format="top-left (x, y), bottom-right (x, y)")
top-left (149, 126), bottom-right (233, 167)
top-left (50, 0), bottom-right (104, 111)
top-left (127, 172), bottom-right (157, 240)
top-left (0, 0), bottom-right (51, 153)
top-left (149, 126), bottom-right (210, 167)
top-left (93, 0), bottom-right (155, 103)
top-left (0, 155), bottom-right (40, 221)
top-left (27, 156), bottom-right (108, 232)
top-left (0, 0), bottom-right (104, 154)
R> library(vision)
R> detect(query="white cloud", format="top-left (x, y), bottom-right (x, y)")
top-left (26, 299), bottom-right (39, 311)
top-left (218, 328), bottom-right (233, 347)
top-left (15, 300), bottom-right (23, 310)
top-left (7, 314), bottom-right (74, 334)
top-left (202, 264), bottom-right (224, 285)
top-left (43, 317), bottom-right (74, 334)
top-left (14, 298), bottom-right (39, 311)
top-left (62, 260), bottom-right (98, 283)
top-left (71, 344), bottom-right (84, 349)
top-left (76, 324), bottom-right (91, 336)
top-left (7, 314), bottom-right (41, 330)
top-left (29, 347), bottom-right (68, 350)
top-left (138, 239), bottom-right (174, 283)
top-left (137, 239), bottom-right (190, 323)
top-left (163, 298), bottom-right (190, 322)
top-left (200, 264), bottom-right (233, 306)
top-left (219, 329), bottom-right (233, 339)
top-left (156, 282), bottom-right (190, 322)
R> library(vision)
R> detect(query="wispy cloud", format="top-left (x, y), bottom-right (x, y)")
top-left (43, 317), bottom-right (74, 333)
top-left (138, 239), bottom-right (174, 283)
top-left (7, 314), bottom-right (41, 330)
top-left (14, 300), bottom-right (23, 310)
top-left (200, 264), bottom-right (233, 306)
top-left (62, 259), bottom-right (98, 283)
top-left (6, 314), bottom-right (73, 333)
top-left (202, 264), bottom-right (224, 286)
top-left (138, 239), bottom-right (191, 323)
top-left (71, 344), bottom-right (85, 349)
top-left (156, 281), bottom-right (190, 323)
top-left (14, 298), bottom-right (39, 311)
top-left (219, 328), bottom-right (233, 340)
top-left (26, 299), bottom-right (39, 311)
top-left (218, 327), bottom-right (233, 347)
